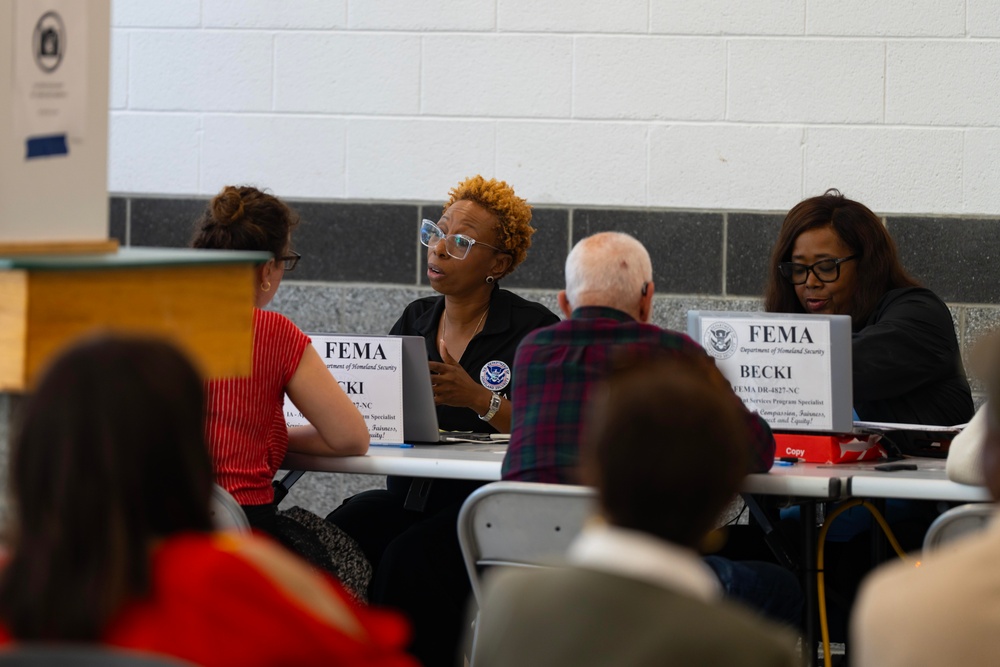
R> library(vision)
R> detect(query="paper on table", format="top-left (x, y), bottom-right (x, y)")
top-left (853, 420), bottom-right (967, 434)
top-left (440, 432), bottom-right (511, 444)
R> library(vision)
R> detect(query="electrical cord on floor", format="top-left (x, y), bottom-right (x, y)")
top-left (817, 499), bottom-right (910, 666)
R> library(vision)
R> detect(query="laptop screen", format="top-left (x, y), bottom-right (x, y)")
top-left (397, 335), bottom-right (441, 442)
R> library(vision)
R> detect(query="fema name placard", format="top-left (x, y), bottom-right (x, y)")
top-left (284, 335), bottom-right (404, 443)
top-left (688, 312), bottom-right (853, 433)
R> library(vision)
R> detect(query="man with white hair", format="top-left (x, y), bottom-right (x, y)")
top-left (501, 232), bottom-right (799, 626)
top-left (503, 231), bottom-right (775, 483)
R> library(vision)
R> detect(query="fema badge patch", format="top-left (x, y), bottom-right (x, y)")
top-left (704, 322), bottom-right (737, 360)
top-left (480, 360), bottom-right (511, 392)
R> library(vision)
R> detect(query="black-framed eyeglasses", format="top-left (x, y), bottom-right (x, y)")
top-left (419, 219), bottom-right (508, 261)
top-left (277, 251), bottom-right (301, 271)
top-left (778, 255), bottom-right (857, 285)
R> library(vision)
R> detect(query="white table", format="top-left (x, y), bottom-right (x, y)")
top-left (744, 462), bottom-right (845, 499)
top-left (282, 445), bottom-right (847, 498)
top-left (282, 442), bottom-right (507, 482)
top-left (844, 458), bottom-right (991, 502)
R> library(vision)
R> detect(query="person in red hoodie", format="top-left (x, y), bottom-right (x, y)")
top-left (0, 334), bottom-right (415, 667)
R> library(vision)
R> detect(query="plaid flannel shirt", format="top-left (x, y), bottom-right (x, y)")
top-left (502, 306), bottom-right (775, 484)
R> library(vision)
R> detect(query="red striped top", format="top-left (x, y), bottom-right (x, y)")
top-left (205, 308), bottom-right (310, 506)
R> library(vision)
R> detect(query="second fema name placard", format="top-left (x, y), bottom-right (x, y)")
top-left (687, 311), bottom-right (854, 433)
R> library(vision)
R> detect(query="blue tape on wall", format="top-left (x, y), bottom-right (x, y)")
top-left (25, 134), bottom-right (69, 159)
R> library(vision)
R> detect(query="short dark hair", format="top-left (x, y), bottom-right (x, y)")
top-left (764, 189), bottom-right (918, 324)
top-left (0, 335), bottom-right (214, 640)
top-left (580, 354), bottom-right (749, 548)
top-left (191, 185), bottom-right (299, 260)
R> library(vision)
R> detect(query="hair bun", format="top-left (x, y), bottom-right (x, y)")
top-left (211, 186), bottom-right (245, 224)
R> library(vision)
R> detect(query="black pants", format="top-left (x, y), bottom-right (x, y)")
top-left (242, 501), bottom-right (372, 598)
top-left (327, 478), bottom-right (482, 667)
top-left (718, 499), bottom-right (936, 643)
top-left (242, 501), bottom-right (288, 542)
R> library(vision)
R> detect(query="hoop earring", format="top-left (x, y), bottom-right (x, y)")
top-left (486, 275), bottom-right (495, 284)
top-left (261, 280), bottom-right (271, 292)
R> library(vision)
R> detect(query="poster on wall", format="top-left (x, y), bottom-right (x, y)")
top-left (12, 0), bottom-right (88, 159)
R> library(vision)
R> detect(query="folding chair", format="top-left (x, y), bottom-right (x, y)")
top-left (209, 484), bottom-right (251, 534)
top-left (0, 645), bottom-right (194, 666)
top-left (457, 481), bottom-right (596, 664)
top-left (922, 503), bottom-right (995, 554)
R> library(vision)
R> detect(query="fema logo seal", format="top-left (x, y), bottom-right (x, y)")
top-left (480, 360), bottom-right (511, 392)
top-left (33, 12), bottom-right (65, 73)
top-left (704, 322), bottom-right (737, 360)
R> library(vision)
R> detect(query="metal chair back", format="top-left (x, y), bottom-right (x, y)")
top-left (210, 483), bottom-right (251, 534)
top-left (0, 646), bottom-right (194, 666)
top-left (457, 481), bottom-right (596, 605)
top-left (923, 503), bottom-right (995, 554)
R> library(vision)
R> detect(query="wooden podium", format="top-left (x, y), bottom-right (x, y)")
top-left (0, 247), bottom-right (269, 391)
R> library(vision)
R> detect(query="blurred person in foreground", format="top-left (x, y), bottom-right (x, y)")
top-left (0, 335), bottom-right (414, 667)
top-left (503, 231), bottom-right (801, 626)
top-left (192, 185), bottom-right (371, 596)
top-left (472, 355), bottom-right (799, 667)
top-left (852, 334), bottom-right (1000, 667)
top-left (947, 335), bottom-right (1000, 486)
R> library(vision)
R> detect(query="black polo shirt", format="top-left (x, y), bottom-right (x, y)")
top-left (853, 287), bottom-right (974, 453)
top-left (389, 284), bottom-right (560, 434)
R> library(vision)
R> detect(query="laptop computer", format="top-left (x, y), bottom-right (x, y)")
top-left (398, 335), bottom-right (510, 444)
top-left (397, 335), bottom-right (441, 443)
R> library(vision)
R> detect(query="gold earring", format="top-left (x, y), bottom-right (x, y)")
top-left (261, 280), bottom-right (271, 292)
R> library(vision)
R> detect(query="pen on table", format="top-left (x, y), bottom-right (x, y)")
top-left (370, 443), bottom-right (414, 449)
top-left (775, 456), bottom-right (802, 467)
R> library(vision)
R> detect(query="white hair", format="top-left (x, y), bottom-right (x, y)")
top-left (564, 232), bottom-right (653, 310)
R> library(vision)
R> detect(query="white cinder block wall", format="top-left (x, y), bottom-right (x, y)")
top-left (109, 0), bottom-right (1000, 216)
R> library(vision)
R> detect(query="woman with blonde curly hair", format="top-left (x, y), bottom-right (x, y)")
top-left (329, 176), bottom-right (557, 666)
top-left (407, 174), bottom-right (552, 433)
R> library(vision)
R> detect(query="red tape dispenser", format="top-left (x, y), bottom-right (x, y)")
top-left (773, 432), bottom-right (887, 464)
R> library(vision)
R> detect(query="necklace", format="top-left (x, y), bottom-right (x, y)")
top-left (443, 307), bottom-right (488, 340)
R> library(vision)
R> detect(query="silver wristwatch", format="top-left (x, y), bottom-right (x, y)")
top-left (479, 392), bottom-right (502, 422)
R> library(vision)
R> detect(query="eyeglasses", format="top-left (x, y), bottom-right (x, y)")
top-left (276, 251), bottom-right (301, 271)
top-left (420, 219), bottom-right (507, 261)
top-left (778, 255), bottom-right (857, 285)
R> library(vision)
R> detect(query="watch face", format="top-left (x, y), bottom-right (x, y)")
top-left (480, 360), bottom-right (511, 392)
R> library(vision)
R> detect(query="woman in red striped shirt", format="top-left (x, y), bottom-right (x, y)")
top-left (192, 186), bottom-right (371, 594)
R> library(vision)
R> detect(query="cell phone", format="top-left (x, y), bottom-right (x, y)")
top-left (873, 463), bottom-right (918, 472)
